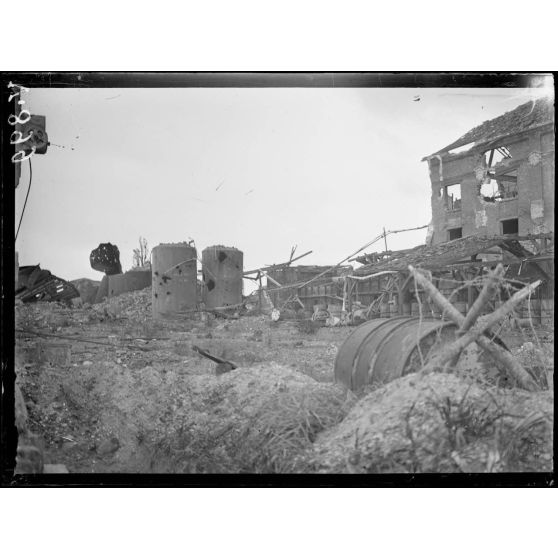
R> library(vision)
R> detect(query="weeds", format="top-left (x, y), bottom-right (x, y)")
top-left (296, 319), bottom-right (320, 335)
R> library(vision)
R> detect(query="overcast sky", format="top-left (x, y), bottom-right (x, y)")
top-left (15, 83), bottom-right (552, 289)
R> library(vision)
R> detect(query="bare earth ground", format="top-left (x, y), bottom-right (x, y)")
top-left (14, 287), bottom-right (554, 474)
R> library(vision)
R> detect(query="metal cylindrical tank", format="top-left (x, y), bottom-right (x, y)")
top-left (202, 245), bottom-right (243, 309)
top-left (152, 243), bottom-right (197, 319)
top-left (334, 317), bottom-right (507, 391)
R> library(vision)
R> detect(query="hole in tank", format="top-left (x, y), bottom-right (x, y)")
top-left (218, 251), bottom-right (227, 263)
top-left (207, 279), bottom-right (216, 291)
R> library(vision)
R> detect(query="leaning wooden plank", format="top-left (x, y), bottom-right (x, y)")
top-left (409, 266), bottom-right (540, 391)
top-left (443, 264), bottom-right (505, 372)
top-left (426, 279), bottom-right (540, 368)
top-left (459, 264), bottom-right (505, 332)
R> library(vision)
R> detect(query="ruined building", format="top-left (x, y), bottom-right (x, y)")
top-left (258, 98), bottom-right (555, 324)
top-left (423, 97), bottom-right (554, 244)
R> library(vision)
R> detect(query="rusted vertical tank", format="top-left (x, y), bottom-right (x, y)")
top-left (202, 245), bottom-right (243, 309)
top-left (152, 243), bottom-right (197, 319)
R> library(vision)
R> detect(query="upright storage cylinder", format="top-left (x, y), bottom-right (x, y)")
top-left (202, 245), bottom-right (243, 309)
top-left (152, 243), bottom-right (197, 319)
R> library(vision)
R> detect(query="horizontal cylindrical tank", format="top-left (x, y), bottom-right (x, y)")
top-left (202, 245), bottom-right (243, 309)
top-left (334, 317), bottom-right (507, 391)
top-left (152, 243), bottom-right (197, 319)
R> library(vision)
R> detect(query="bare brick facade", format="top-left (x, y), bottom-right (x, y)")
top-left (423, 97), bottom-right (554, 245)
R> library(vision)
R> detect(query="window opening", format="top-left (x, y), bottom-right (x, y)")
top-left (445, 183), bottom-right (461, 210)
top-left (448, 227), bottom-right (462, 240)
top-left (485, 146), bottom-right (512, 168)
top-left (501, 219), bottom-right (519, 235)
top-left (479, 169), bottom-right (518, 202)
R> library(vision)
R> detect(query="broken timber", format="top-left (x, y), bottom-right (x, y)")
top-left (408, 266), bottom-right (540, 391)
top-left (192, 345), bottom-right (238, 370)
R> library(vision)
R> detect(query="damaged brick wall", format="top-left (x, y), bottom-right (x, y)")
top-left (425, 103), bottom-right (554, 245)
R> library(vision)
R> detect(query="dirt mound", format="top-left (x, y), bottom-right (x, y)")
top-left (305, 372), bottom-right (553, 474)
top-left (56, 361), bottom-right (351, 473)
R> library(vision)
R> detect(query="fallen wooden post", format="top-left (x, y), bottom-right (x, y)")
top-left (459, 264), bottom-right (505, 333)
top-left (192, 345), bottom-right (238, 370)
top-left (408, 266), bottom-right (540, 391)
top-left (427, 279), bottom-right (541, 369)
top-left (444, 264), bottom-right (505, 371)
top-left (243, 250), bottom-right (313, 276)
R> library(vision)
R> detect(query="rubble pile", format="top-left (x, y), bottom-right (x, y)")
top-left (93, 287), bottom-right (152, 322)
top-left (40, 361), bottom-right (350, 474)
top-left (304, 372), bottom-right (553, 474)
top-left (12, 272), bottom-right (554, 475)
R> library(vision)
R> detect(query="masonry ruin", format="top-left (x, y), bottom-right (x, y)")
top-left (10, 92), bottom-right (555, 478)
top-left (424, 97), bottom-right (554, 243)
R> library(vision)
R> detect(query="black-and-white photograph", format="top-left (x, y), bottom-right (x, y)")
top-left (2, 72), bottom-right (554, 482)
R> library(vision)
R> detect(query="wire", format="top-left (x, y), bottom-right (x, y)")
top-left (15, 158), bottom-right (32, 242)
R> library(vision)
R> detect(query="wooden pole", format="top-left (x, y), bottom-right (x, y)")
top-left (409, 266), bottom-right (539, 391)
top-left (427, 279), bottom-right (540, 371)
top-left (459, 264), bottom-right (505, 332)
top-left (258, 272), bottom-right (262, 311)
top-left (383, 227), bottom-right (388, 253)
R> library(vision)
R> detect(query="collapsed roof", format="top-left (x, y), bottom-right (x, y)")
top-left (352, 234), bottom-right (553, 277)
top-left (423, 96), bottom-right (554, 160)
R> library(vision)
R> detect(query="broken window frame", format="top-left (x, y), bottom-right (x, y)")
top-left (478, 145), bottom-right (518, 203)
top-left (478, 168), bottom-right (519, 203)
top-left (443, 183), bottom-right (462, 211)
top-left (484, 146), bottom-right (512, 168)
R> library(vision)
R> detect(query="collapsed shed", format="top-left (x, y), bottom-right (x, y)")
top-left (345, 233), bottom-right (553, 325)
top-left (266, 265), bottom-right (352, 314)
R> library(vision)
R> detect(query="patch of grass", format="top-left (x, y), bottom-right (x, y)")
top-left (296, 319), bottom-right (320, 335)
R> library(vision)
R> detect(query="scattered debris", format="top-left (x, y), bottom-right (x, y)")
top-left (192, 345), bottom-right (238, 370)
top-left (16, 265), bottom-right (79, 304)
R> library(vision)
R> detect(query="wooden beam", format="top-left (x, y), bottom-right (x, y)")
top-left (243, 250), bottom-right (313, 275)
top-left (408, 266), bottom-right (539, 391)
